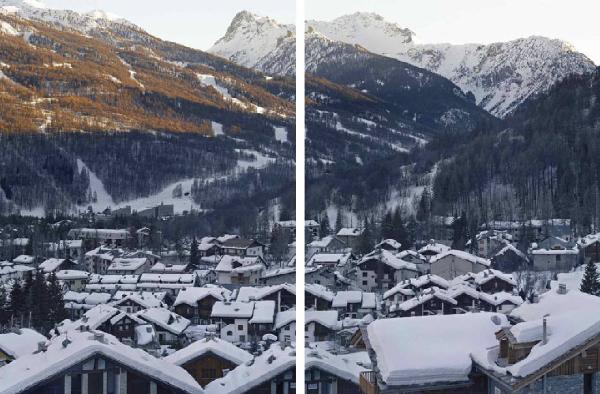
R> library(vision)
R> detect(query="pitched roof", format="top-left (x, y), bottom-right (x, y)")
top-left (0, 330), bottom-right (203, 393)
top-left (165, 337), bottom-right (253, 367)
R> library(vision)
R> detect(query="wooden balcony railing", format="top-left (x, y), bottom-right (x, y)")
top-left (359, 370), bottom-right (379, 394)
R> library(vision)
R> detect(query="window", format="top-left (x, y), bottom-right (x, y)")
top-left (362, 281), bottom-right (368, 286)
top-left (239, 335), bottom-right (245, 342)
top-left (237, 325), bottom-right (243, 331)
top-left (362, 272), bottom-right (367, 277)
top-left (226, 331), bottom-right (233, 336)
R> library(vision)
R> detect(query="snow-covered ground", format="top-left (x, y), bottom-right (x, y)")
top-left (273, 126), bottom-right (287, 143)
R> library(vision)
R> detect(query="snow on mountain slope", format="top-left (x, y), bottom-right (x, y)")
top-left (0, 0), bottom-right (136, 34)
top-left (306, 12), bottom-right (596, 118)
top-left (209, 10), bottom-right (296, 76)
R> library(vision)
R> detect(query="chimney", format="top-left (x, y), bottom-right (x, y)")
top-left (37, 341), bottom-right (48, 353)
top-left (557, 283), bottom-right (567, 295)
top-left (542, 314), bottom-right (549, 345)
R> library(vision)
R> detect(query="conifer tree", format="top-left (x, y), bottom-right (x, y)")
top-left (581, 260), bottom-right (600, 296)
top-left (47, 273), bottom-right (66, 329)
top-left (190, 236), bottom-right (199, 266)
top-left (9, 281), bottom-right (25, 319)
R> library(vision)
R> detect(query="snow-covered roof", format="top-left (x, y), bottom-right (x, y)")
top-left (384, 274), bottom-right (449, 299)
top-left (479, 291), bottom-right (523, 307)
top-left (107, 257), bottom-right (148, 272)
top-left (0, 328), bottom-right (47, 359)
top-left (236, 284), bottom-right (295, 302)
top-left (473, 269), bottom-right (516, 286)
top-left (305, 310), bottom-right (339, 329)
top-left (430, 250), bottom-right (491, 267)
top-left (211, 301), bottom-right (254, 319)
top-left (474, 311), bottom-right (600, 379)
top-left (337, 227), bottom-right (363, 237)
top-left (166, 337), bottom-right (253, 367)
top-left (173, 286), bottom-right (230, 307)
top-left (150, 262), bottom-right (188, 273)
top-left (305, 283), bottom-right (335, 302)
top-left (205, 343), bottom-right (295, 394)
top-left (396, 250), bottom-right (426, 262)
top-left (305, 348), bottom-right (370, 383)
top-left (308, 235), bottom-right (343, 248)
top-left (12, 255), bottom-right (34, 264)
top-left (274, 309), bottom-right (296, 329)
top-left (55, 270), bottom-right (89, 280)
top-left (332, 291), bottom-right (363, 308)
top-left (39, 258), bottom-right (73, 273)
top-left (139, 273), bottom-right (195, 283)
top-left (64, 291), bottom-right (89, 303)
top-left (0, 330), bottom-right (203, 393)
top-left (248, 301), bottom-right (276, 324)
top-left (510, 287), bottom-right (600, 322)
top-left (375, 239), bottom-right (402, 250)
top-left (215, 255), bottom-right (265, 273)
top-left (307, 253), bottom-right (352, 266)
top-left (417, 242), bottom-right (450, 255)
top-left (493, 243), bottom-right (528, 261)
top-left (358, 249), bottom-right (417, 271)
top-left (135, 324), bottom-right (156, 346)
top-left (57, 304), bottom-right (119, 333)
top-left (89, 274), bottom-right (140, 284)
top-left (136, 308), bottom-right (190, 335)
top-left (361, 292), bottom-right (377, 309)
top-left (112, 292), bottom-right (165, 309)
top-left (367, 313), bottom-right (509, 386)
top-left (393, 288), bottom-right (457, 312)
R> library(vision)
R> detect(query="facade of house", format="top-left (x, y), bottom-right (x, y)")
top-left (429, 250), bottom-right (491, 280)
top-left (356, 250), bottom-right (419, 292)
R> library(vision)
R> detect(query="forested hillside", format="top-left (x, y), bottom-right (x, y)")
top-left (432, 68), bottom-right (600, 233)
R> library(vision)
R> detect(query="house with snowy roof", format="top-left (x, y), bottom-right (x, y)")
top-left (375, 239), bottom-right (403, 252)
top-left (307, 235), bottom-right (347, 257)
top-left (307, 252), bottom-right (353, 268)
top-left (274, 309), bottom-right (296, 343)
top-left (474, 310), bottom-right (600, 393)
top-left (260, 266), bottom-right (296, 285)
top-left (429, 250), bottom-right (491, 280)
top-left (55, 269), bottom-right (90, 291)
top-left (173, 286), bottom-right (231, 324)
top-left (305, 283), bottom-right (335, 311)
top-left (12, 254), bottom-right (35, 265)
top-left (218, 237), bottom-right (264, 258)
top-left (0, 263), bottom-right (34, 284)
top-left (467, 229), bottom-right (512, 258)
top-left (0, 329), bottom-right (204, 393)
top-left (337, 227), bottom-right (364, 250)
top-left (0, 328), bottom-right (47, 366)
top-left (84, 246), bottom-right (122, 274)
top-left (205, 343), bottom-right (295, 394)
top-left (210, 301), bottom-right (263, 344)
top-left (360, 313), bottom-right (509, 393)
top-left (332, 291), bottom-right (377, 319)
top-left (111, 292), bottom-right (166, 313)
top-left (39, 257), bottom-right (78, 274)
top-left (305, 347), bottom-right (370, 394)
top-left (135, 307), bottom-right (190, 346)
top-left (106, 257), bottom-right (150, 275)
top-left (248, 300), bottom-right (277, 342)
top-left (395, 249), bottom-right (429, 272)
top-left (85, 274), bottom-right (140, 293)
top-left (305, 310), bottom-right (339, 342)
top-left (417, 240), bottom-right (451, 259)
top-left (215, 255), bottom-right (266, 285)
top-left (530, 236), bottom-right (579, 271)
top-left (491, 243), bottom-right (530, 272)
top-left (473, 269), bottom-right (517, 294)
top-left (578, 233), bottom-right (600, 265)
top-left (68, 227), bottom-right (130, 249)
top-left (388, 287), bottom-right (458, 317)
top-left (235, 283), bottom-right (296, 312)
top-left (356, 249), bottom-right (419, 292)
top-left (136, 273), bottom-right (197, 295)
top-left (165, 336), bottom-right (253, 387)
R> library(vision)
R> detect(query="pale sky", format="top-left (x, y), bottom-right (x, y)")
top-left (42, 0), bottom-right (295, 51)
top-left (306, 0), bottom-right (600, 64)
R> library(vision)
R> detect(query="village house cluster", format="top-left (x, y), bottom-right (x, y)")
top-left (302, 217), bottom-right (600, 394)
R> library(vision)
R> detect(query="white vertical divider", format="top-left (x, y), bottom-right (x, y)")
top-left (295, 0), bottom-right (306, 391)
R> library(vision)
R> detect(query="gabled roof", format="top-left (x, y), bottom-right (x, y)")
top-left (236, 284), bottom-right (296, 302)
top-left (0, 328), bottom-right (47, 359)
top-left (430, 250), bottom-right (491, 267)
top-left (0, 330), bottom-right (203, 393)
top-left (248, 301), bottom-right (276, 324)
top-left (165, 337), bottom-right (253, 367)
top-left (358, 249), bottom-right (418, 271)
top-left (305, 348), bottom-right (370, 384)
top-left (274, 309), bottom-right (296, 329)
top-left (473, 269), bottom-right (516, 286)
top-left (305, 283), bottom-right (335, 302)
top-left (211, 301), bottom-right (254, 319)
top-left (215, 255), bottom-right (265, 273)
top-left (305, 310), bottom-right (339, 329)
top-left (136, 308), bottom-right (190, 335)
top-left (205, 344), bottom-right (295, 394)
top-left (173, 286), bottom-right (231, 307)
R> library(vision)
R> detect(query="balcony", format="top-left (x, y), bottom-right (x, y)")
top-left (359, 370), bottom-right (379, 394)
